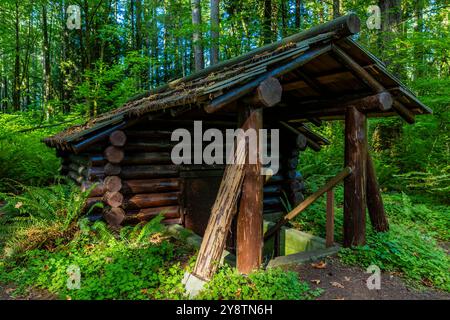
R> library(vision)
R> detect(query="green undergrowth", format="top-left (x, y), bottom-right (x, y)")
top-left (0, 113), bottom-right (83, 191)
top-left (290, 181), bottom-right (449, 292)
top-left (0, 182), bottom-right (318, 300)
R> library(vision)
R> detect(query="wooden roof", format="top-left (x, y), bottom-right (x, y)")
top-left (44, 14), bottom-right (431, 151)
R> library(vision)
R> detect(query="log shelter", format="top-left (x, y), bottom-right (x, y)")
top-left (44, 14), bottom-right (432, 278)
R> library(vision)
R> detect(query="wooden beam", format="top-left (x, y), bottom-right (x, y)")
top-left (237, 107), bottom-right (264, 274)
top-left (275, 92), bottom-right (393, 121)
top-left (243, 77), bottom-right (282, 108)
top-left (392, 100), bottom-right (415, 124)
top-left (204, 45), bottom-right (331, 113)
top-left (279, 121), bottom-right (308, 150)
top-left (264, 167), bottom-right (351, 240)
top-left (332, 45), bottom-right (421, 124)
top-left (366, 152), bottom-right (389, 232)
top-left (344, 107), bottom-right (367, 247)
top-left (332, 44), bottom-right (384, 93)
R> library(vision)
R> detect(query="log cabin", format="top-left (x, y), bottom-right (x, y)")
top-left (44, 14), bottom-right (432, 279)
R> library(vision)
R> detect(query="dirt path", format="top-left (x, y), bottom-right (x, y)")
top-left (0, 283), bottom-right (56, 300)
top-left (291, 256), bottom-right (450, 300)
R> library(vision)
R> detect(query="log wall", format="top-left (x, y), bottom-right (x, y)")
top-left (60, 119), bottom-right (306, 232)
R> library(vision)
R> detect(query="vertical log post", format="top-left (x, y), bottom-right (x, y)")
top-left (366, 152), bottom-right (389, 232)
top-left (236, 106), bottom-right (264, 274)
top-left (344, 106), bottom-right (367, 247)
top-left (326, 189), bottom-right (335, 247)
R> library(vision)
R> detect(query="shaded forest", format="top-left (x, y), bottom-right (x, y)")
top-left (0, 0), bottom-right (449, 300)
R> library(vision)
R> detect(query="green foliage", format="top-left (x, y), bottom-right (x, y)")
top-left (75, 52), bottom-right (149, 116)
top-left (292, 189), bottom-right (449, 291)
top-left (198, 266), bottom-right (322, 300)
top-left (0, 180), bottom-right (94, 256)
top-left (339, 224), bottom-right (450, 291)
top-left (0, 113), bottom-right (63, 190)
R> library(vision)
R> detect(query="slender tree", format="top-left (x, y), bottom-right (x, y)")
top-left (263, 0), bottom-right (272, 44)
top-left (210, 0), bottom-right (220, 65)
top-left (295, 0), bottom-right (301, 29)
top-left (192, 0), bottom-right (204, 71)
top-left (13, 0), bottom-right (21, 111)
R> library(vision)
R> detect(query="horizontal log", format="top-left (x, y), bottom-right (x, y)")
top-left (161, 217), bottom-right (183, 225)
top-left (264, 197), bottom-right (283, 207)
top-left (121, 178), bottom-right (181, 194)
top-left (87, 167), bottom-right (105, 180)
top-left (279, 122), bottom-right (308, 150)
top-left (120, 165), bottom-right (179, 179)
top-left (124, 206), bottom-right (180, 222)
top-left (125, 130), bottom-right (173, 139)
top-left (392, 100), bottom-right (415, 124)
top-left (205, 44), bottom-right (332, 113)
top-left (104, 163), bottom-right (121, 176)
top-left (122, 152), bottom-right (172, 165)
top-left (263, 184), bottom-right (283, 196)
top-left (306, 137), bottom-right (322, 152)
top-left (124, 192), bottom-right (180, 210)
top-left (125, 142), bottom-right (175, 152)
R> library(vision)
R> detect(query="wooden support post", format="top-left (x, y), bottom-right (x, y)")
top-left (264, 167), bottom-right (351, 240)
top-left (237, 107), bottom-right (263, 275)
top-left (326, 189), bottom-right (335, 247)
top-left (344, 107), bottom-right (367, 247)
top-left (191, 136), bottom-right (247, 281)
top-left (366, 152), bottom-right (389, 232)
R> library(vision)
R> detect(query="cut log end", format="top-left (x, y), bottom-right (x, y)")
top-left (109, 130), bottom-right (127, 147)
top-left (103, 191), bottom-right (124, 208)
top-left (104, 146), bottom-right (124, 164)
top-left (104, 176), bottom-right (122, 193)
top-left (255, 77), bottom-right (282, 108)
top-left (103, 207), bottom-right (126, 226)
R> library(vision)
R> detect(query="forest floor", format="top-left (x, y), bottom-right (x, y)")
top-left (291, 256), bottom-right (450, 300)
top-left (1, 255), bottom-right (449, 300)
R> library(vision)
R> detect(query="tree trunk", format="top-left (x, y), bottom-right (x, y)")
top-left (295, 0), bottom-right (301, 29)
top-left (42, 4), bottom-right (52, 105)
top-left (191, 0), bottom-right (204, 71)
top-left (13, 0), bottom-right (21, 111)
top-left (333, 0), bottom-right (340, 18)
top-left (210, 0), bottom-right (220, 66)
top-left (263, 0), bottom-right (272, 44)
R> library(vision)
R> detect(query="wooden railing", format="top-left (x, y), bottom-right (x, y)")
top-left (264, 167), bottom-right (352, 253)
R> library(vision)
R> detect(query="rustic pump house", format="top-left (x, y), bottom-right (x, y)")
top-left (45, 14), bottom-right (432, 280)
